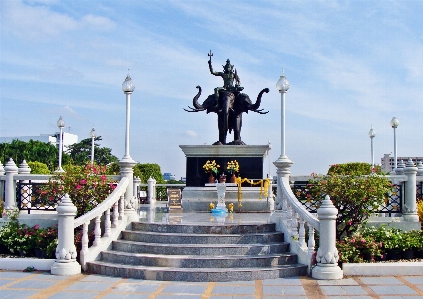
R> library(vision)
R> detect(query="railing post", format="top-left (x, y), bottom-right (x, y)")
top-left (118, 160), bottom-right (138, 222)
top-left (4, 158), bottom-right (18, 211)
top-left (312, 195), bottom-right (343, 279)
top-left (133, 176), bottom-right (141, 210)
top-left (18, 160), bottom-right (31, 210)
top-left (0, 162), bottom-right (5, 205)
top-left (148, 177), bottom-right (156, 205)
top-left (273, 159), bottom-right (293, 211)
top-left (395, 159), bottom-right (405, 175)
top-left (403, 158), bottom-right (419, 222)
top-left (51, 194), bottom-right (81, 275)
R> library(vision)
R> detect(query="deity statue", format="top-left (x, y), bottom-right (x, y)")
top-left (184, 51), bottom-right (269, 145)
top-left (208, 50), bottom-right (243, 103)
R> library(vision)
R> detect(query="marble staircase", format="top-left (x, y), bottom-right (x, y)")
top-left (87, 221), bottom-right (307, 281)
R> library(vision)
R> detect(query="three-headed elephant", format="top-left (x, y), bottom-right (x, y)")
top-left (184, 86), bottom-right (269, 145)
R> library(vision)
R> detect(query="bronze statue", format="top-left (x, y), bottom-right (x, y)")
top-left (184, 51), bottom-right (269, 145)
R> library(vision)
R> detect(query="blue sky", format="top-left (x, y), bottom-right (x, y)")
top-left (1, 0), bottom-right (423, 179)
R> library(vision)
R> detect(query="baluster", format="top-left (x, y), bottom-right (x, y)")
top-left (93, 215), bottom-right (101, 246)
top-left (104, 208), bottom-right (111, 237)
top-left (285, 205), bottom-right (292, 235)
top-left (298, 217), bottom-right (306, 249)
top-left (81, 222), bottom-right (89, 253)
top-left (307, 223), bottom-right (315, 255)
top-left (118, 195), bottom-right (124, 220)
top-left (111, 201), bottom-right (118, 228)
top-left (282, 192), bottom-right (288, 220)
top-left (291, 212), bottom-right (299, 239)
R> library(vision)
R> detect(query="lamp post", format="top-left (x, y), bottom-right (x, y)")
top-left (368, 125), bottom-right (375, 169)
top-left (273, 69), bottom-right (293, 211)
top-left (90, 127), bottom-right (96, 164)
top-left (57, 116), bottom-right (65, 172)
top-left (275, 69), bottom-right (290, 161)
top-left (390, 117), bottom-right (399, 172)
top-left (122, 72), bottom-right (135, 161)
top-left (119, 72), bottom-right (138, 220)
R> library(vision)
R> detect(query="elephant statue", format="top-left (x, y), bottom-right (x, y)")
top-left (184, 86), bottom-right (269, 145)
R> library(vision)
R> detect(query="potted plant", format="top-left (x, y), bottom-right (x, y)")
top-left (226, 160), bottom-right (239, 183)
top-left (203, 160), bottom-right (220, 183)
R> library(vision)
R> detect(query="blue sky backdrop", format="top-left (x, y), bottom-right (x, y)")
top-left (1, 1), bottom-right (423, 179)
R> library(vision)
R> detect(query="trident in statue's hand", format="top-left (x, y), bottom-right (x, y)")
top-left (208, 50), bottom-right (213, 61)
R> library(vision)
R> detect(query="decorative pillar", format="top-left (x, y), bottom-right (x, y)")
top-left (119, 160), bottom-right (138, 222)
top-left (18, 160), bottom-right (31, 210)
top-left (403, 158), bottom-right (419, 222)
top-left (4, 158), bottom-right (18, 210)
top-left (133, 176), bottom-right (141, 210)
top-left (147, 177), bottom-right (156, 205)
top-left (0, 162), bottom-right (5, 205)
top-left (395, 160), bottom-right (405, 175)
top-left (312, 195), bottom-right (343, 279)
top-left (51, 194), bottom-right (81, 275)
top-left (416, 161), bottom-right (423, 176)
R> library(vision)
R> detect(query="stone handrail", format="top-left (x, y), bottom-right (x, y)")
top-left (74, 177), bottom-right (129, 228)
top-left (73, 177), bottom-right (129, 271)
top-left (271, 174), bottom-right (342, 279)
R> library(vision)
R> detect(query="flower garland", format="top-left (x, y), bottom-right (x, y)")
top-left (235, 177), bottom-right (271, 208)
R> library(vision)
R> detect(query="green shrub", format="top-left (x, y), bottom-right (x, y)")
top-left (309, 173), bottom-right (392, 239)
top-left (327, 162), bottom-right (383, 175)
top-left (28, 161), bottom-right (51, 174)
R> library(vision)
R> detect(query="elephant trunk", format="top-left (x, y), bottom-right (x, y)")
top-left (222, 94), bottom-right (230, 134)
top-left (250, 88), bottom-right (270, 111)
top-left (193, 86), bottom-right (203, 110)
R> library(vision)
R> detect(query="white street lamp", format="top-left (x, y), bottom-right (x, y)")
top-left (90, 127), bottom-right (96, 164)
top-left (122, 72), bottom-right (135, 161)
top-left (368, 125), bottom-right (376, 169)
top-left (390, 117), bottom-right (399, 172)
top-left (57, 116), bottom-right (65, 172)
top-left (275, 69), bottom-right (290, 161)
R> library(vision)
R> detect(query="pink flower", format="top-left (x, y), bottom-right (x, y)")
top-left (100, 175), bottom-right (106, 181)
top-left (76, 185), bottom-right (82, 190)
top-left (33, 224), bottom-right (40, 230)
top-left (348, 220), bottom-right (352, 225)
top-left (80, 179), bottom-right (87, 185)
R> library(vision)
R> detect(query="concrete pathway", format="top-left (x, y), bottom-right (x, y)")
top-left (1, 271), bottom-right (423, 299)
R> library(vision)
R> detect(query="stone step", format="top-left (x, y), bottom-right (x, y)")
top-left (100, 251), bottom-right (298, 268)
top-left (121, 230), bottom-right (284, 244)
top-left (112, 240), bottom-right (290, 256)
top-left (87, 261), bottom-right (308, 282)
top-left (131, 222), bottom-right (276, 234)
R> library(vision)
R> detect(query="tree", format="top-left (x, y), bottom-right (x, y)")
top-left (67, 137), bottom-right (118, 166)
top-left (0, 139), bottom-right (65, 171)
top-left (134, 163), bottom-right (164, 183)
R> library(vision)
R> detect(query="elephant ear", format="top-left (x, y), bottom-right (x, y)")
top-left (203, 95), bottom-right (218, 114)
top-left (234, 93), bottom-right (253, 113)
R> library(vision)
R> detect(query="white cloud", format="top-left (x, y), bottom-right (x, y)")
top-left (185, 130), bottom-right (198, 137)
top-left (81, 14), bottom-right (116, 30)
top-left (2, 0), bottom-right (77, 40)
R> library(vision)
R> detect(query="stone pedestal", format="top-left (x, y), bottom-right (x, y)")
top-left (180, 145), bottom-right (270, 187)
top-left (180, 145), bottom-right (271, 212)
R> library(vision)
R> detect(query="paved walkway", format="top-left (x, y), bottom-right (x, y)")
top-left (1, 271), bottom-right (423, 299)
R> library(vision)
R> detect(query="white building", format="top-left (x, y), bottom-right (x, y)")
top-left (0, 132), bottom-right (78, 151)
top-left (381, 153), bottom-right (423, 173)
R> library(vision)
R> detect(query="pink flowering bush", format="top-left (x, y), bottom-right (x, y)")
top-left (42, 163), bottom-right (117, 217)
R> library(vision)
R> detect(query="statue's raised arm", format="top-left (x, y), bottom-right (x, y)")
top-left (208, 50), bottom-right (222, 76)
